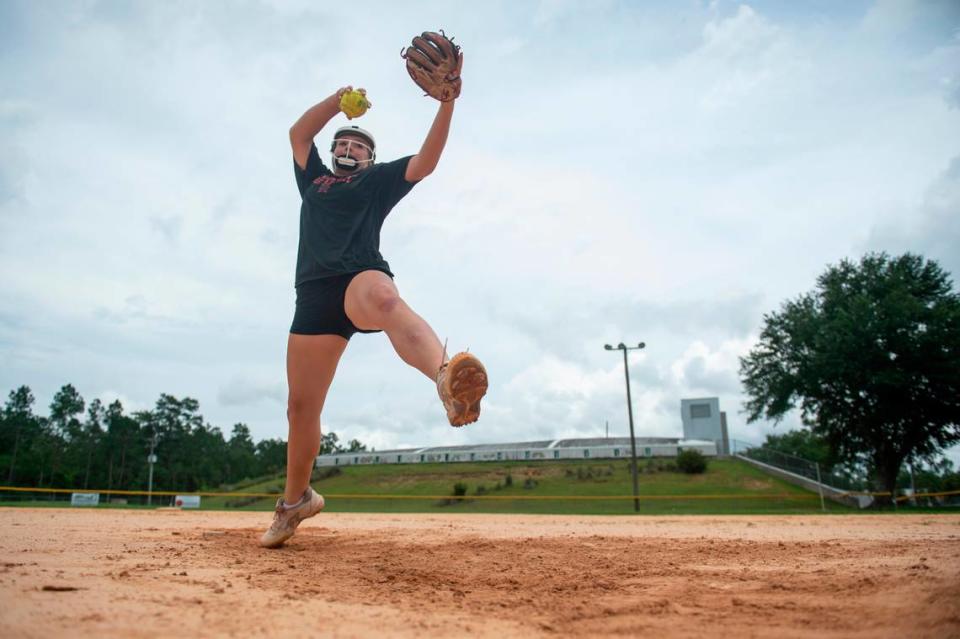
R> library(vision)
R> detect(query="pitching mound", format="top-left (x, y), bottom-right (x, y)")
top-left (1, 509), bottom-right (958, 637)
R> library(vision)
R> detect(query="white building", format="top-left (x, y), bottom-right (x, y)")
top-left (317, 397), bottom-right (731, 468)
top-left (316, 436), bottom-right (717, 468)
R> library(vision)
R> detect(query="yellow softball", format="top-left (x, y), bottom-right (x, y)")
top-left (339, 90), bottom-right (371, 119)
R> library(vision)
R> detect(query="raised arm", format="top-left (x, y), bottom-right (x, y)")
top-left (290, 87), bottom-right (357, 170)
top-left (405, 101), bottom-right (455, 182)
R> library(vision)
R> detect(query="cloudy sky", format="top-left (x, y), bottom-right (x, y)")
top-left (2, 1), bottom-right (959, 463)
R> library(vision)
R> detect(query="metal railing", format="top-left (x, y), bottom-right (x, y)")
top-left (730, 439), bottom-right (867, 492)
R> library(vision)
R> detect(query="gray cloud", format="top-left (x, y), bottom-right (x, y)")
top-left (0, 104), bottom-right (33, 207)
top-left (860, 0), bottom-right (960, 49)
top-left (949, 81), bottom-right (960, 110)
top-left (678, 354), bottom-right (742, 397)
top-left (218, 377), bottom-right (285, 407)
top-left (491, 293), bottom-right (765, 366)
top-left (150, 216), bottom-right (182, 245)
top-left (865, 156), bottom-right (960, 281)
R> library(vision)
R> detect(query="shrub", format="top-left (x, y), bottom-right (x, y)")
top-left (504, 474), bottom-right (513, 487)
top-left (452, 482), bottom-right (468, 497)
top-left (312, 466), bottom-right (343, 481)
top-left (522, 477), bottom-right (538, 490)
top-left (676, 449), bottom-right (708, 474)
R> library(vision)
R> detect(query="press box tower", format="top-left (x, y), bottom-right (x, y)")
top-left (680, 397), bottom-right (729, 456)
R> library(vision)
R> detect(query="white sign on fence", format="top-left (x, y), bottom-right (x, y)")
top-left (70, 492), bottom-right (100, 507)
top-left (175, 495), bottom-right (201, 509)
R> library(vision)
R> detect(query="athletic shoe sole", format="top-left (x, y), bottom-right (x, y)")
top-left (444, 352), bottom-right (488, 427)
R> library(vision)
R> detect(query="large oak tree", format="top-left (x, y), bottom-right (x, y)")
top-left (740, 253), bottom-right (960, 503)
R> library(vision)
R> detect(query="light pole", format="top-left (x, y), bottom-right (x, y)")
top-left (147, 428), bottom-right (157, 506)
top-left (605, 342), bottom-right (646, 512)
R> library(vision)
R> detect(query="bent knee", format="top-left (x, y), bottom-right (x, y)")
top-left (368, 283), bottom-right (401, 315)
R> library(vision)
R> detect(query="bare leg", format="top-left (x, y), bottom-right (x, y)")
top-left (284, 333), bottom-right (348, 504)
top-left (344, 270), bottom-right (446, 379)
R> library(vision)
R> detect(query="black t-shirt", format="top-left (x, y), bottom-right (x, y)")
top-left (293, 143), bottom-right (417, 286)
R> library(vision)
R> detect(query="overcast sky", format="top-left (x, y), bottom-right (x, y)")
top-left (2, 1), bottom-right (958, 464)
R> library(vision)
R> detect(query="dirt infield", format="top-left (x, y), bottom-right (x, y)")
top-left (1, 509), bottom-right (958, 638)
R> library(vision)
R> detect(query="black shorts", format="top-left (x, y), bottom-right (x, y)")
top-left (290, 272), bottom-right (388, 340)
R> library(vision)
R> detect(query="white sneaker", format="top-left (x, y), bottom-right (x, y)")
top-left (259, 487), bottom-right (325, 548)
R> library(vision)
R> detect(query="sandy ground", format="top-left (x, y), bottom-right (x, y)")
top-left (1, 509), bottom-right (959, 638)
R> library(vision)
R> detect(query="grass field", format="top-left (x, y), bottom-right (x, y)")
top-left (1, 458), bottom-right (856, 514)
top-left (211, 458), bottom-right (845, 514)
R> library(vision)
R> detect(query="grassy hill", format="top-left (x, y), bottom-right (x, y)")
top-left (200, 457), bottom-right (846, 515)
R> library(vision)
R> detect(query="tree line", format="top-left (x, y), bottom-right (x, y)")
top-left (0, 385), bottom-right (367, 493)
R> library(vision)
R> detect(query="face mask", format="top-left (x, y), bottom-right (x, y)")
top-left (331, 138), bottom-right (374, 172)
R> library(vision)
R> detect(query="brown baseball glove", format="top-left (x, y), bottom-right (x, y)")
top-left (401, 30), bottom-right (463, 102)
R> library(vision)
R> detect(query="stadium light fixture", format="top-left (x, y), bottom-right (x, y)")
top-left (605, 341), bottom-right (646, 512)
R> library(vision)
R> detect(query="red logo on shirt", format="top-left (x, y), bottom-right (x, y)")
top-left (314, 174), bottom-right (356, 193)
